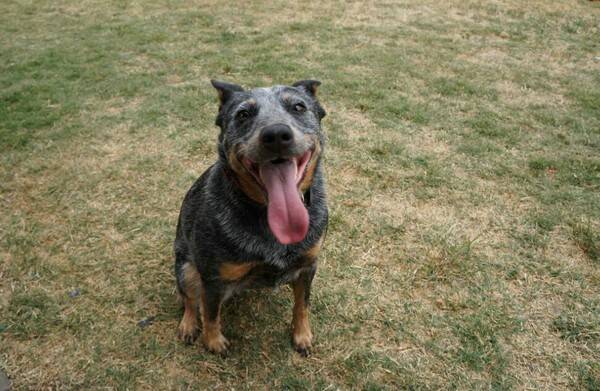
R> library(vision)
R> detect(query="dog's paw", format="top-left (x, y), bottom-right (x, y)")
top-left (177, 321), bottom-right (199, 345)
top-left (203, 332), bottom-right (230, 354)
top-left (292, 330), bottom-right (313, 357)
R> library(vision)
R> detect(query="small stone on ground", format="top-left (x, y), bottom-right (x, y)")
top-left (0, 368), bottom-right (11, 391)
top-left (137, 316), bottom-right (156, 329)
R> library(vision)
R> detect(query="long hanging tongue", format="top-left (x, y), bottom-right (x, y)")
top-left (259, 159), bottom-right (309, 244)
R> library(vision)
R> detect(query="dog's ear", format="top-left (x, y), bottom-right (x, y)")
top-left (211, 80), bottom-right (244, 127)
top-left (292, 80), bottom-right (321, 97)
top-left (293, 80), bottom-right (326, 120)
top-left (211, 79), bottom-right (244, 106)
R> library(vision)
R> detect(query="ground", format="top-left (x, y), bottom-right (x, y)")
top-left (1, 0), bottom-right (599, 389)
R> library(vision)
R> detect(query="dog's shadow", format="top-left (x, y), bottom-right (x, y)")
top-left (162, 280), bottom-right (298, 356)
top-left (219, 286), bottom-right (294, 354)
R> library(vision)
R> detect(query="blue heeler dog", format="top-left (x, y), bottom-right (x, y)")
top-left (174, 80), bottom-right (328, 355)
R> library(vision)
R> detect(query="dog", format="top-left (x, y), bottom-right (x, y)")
top-left (174, 80), bottom-right (328, 355)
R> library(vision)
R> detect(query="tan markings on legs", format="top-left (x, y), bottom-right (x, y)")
top-left (177, 263), bottom-right (201, 344)
top-left (200, 284), bottom-right (229, 354)
top-left (219, 261), bottom-right (256, 281)
top-left (291, 278), bottom-right (313, 355)
top-left (300, 139), bottom-right (321, 193)
top-left (227, 149), bottom-right (266, 204)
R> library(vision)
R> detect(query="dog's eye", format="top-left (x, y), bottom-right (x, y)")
top-left (236, 110), bottom-right (251, 121)
top-left (293, 103), bottom-right (306, 113)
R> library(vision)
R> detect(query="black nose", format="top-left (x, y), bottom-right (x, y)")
top-left (260, 124), bottom-right (294, 152)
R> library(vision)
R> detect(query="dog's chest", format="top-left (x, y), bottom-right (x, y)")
top-left (221, 256), bottom-right (313, 295)
top-left (251, 259), bottom-right (313, 286)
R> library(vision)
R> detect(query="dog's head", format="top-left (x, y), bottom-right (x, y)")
top-left (210, 80), bottom-right (326, 245)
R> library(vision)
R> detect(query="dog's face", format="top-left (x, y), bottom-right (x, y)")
top-left (211, 80), bottom-right (326, 245)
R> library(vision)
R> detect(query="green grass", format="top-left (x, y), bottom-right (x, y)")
top-left (1, 0), bottom-right (600, 389)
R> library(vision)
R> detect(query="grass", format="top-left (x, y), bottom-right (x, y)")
top-left (1, 0), bottom-right (599, 389)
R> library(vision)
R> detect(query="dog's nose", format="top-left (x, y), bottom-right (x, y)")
top-left (260, 124), bottom-right (294, 152)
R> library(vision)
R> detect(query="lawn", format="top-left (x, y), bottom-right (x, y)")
top-left (1, 0), bottom-right (599, 389)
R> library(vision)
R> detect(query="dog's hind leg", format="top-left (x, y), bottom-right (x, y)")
top-left (291, 265), bottom-right (317, 356)
top-left (175, 251), bottom-right (201, 344)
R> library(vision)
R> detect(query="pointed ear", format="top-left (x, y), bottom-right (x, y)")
top-left (210, 79), bottom-right (244, 106)
top-left (292, 79), bottom-right (321, 97)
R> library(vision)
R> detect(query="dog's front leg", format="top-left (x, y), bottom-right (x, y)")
top-left (291, 265), bottom-right (316, 356)
top-left (200, 280), bottom-right (229, 354)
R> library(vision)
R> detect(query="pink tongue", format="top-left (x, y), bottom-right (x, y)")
top-left (259, 160), bottom-right (309, 244)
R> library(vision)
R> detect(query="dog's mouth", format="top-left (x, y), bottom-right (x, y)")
top-left (243, 149), bottom-right (312, 189)
top-left (241, 149), bottom-right (313, 245)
